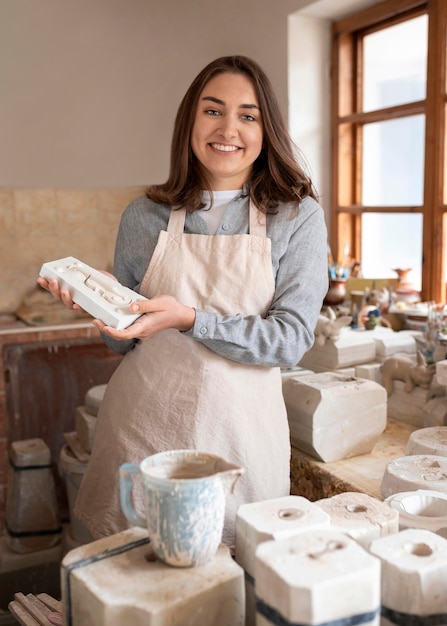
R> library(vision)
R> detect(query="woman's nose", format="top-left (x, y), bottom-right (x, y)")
top-left (217, 116), bottom-right (237, 138)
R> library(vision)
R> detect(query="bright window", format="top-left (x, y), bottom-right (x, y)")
top-left (331, 0), bottom-right (447, 302)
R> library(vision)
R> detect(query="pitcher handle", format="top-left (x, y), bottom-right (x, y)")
top-left (119, 463), bottom-right (146, 528)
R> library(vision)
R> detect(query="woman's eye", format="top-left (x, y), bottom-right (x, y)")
top-left (204, 108), bottom-right (220, 116)
top-left (242, 114), bottom-right (256, 122)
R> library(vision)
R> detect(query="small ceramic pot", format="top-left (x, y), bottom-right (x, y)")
top-left (324, 279), bottom-right (347, 306)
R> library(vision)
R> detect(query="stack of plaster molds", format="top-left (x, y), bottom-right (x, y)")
top-left (1, 439), bottom-right (62, 574)
top-left (298, 327), bottom-right (376, 373)
top-left (61, 384), bottom-right (106, 550)
top-left (370, 328), bottom-right (417, 363)
top-left (354, 330), bottom-right (416, 386)
top-left (280, 366), bottom-right (314, 383)
top-left (282, 372), bottom-right (387, 462)
top-left (235, 496), bottom-right (331, 626)
top-left (386, 380), bottom-right (445, 427)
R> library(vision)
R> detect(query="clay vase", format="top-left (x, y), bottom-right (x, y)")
top-left (393, 268), bottom-right (420, 304)
top-left (324, 279), bottom-right (347, 306)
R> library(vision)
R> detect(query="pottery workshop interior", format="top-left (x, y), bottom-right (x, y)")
top-left (2, 0), bottom-right (447, 624)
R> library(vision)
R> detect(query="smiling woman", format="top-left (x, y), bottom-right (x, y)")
top-left (190, 73), bottom-right (263, 190)
top-left (37, 55), bottom-right (329, 551)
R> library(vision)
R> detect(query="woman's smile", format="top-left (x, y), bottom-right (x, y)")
top-left (210, 142), bottom-right (241, 153)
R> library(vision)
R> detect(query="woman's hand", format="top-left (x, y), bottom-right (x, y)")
top-left (36, 276), bottom-right (81, 310)
top-left (93, 295), bottom-right (196, 340)
top-left (36, 270), bottom-right (116, 313)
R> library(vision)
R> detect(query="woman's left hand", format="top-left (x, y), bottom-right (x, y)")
top-left (93, 295), bottom-right (196, 340)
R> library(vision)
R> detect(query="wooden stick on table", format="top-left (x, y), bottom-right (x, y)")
top-left (8, 593), bottom-right (63, 626)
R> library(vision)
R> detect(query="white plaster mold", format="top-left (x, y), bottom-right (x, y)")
top-left (282, 372), bottom-right (387, 462)
top-left (61, 528), bottom-right (245, 626)
top-left (385, 489), bottom-right (447, 536)
top-left (59, 444), bottom-right (92, 545)
top-left (39, 256), bottom-right (148, 329)
top-left (235, 495), bottom-right (330, 626)
top-left (254, 529), bottom-right (380, 626)
top-left (315, 492), bottom-right (399, 548)
top-left (298, 328), bottom-right (377, 372)
top-left (369, 528), bottom-right (447, 621)
top-left (406, 426), bottom-right (447, 457)
top-left (5, 438), bottom-right (61, 554)
top-left (235, 495), bottom-right (331, 577)
top-left (436, 360), bottom-right (447, 386)
top-left (381, 455), bottom-right (447, 499)
top-left (355, 362), bottom-right (383, 385)
top-left (372, 331), bottom-right (417, 359)
top-left (84, 384), bottom-right (107, 416)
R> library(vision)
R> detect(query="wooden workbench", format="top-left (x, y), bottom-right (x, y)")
top-left (290, 419), bottom-right (417, 501)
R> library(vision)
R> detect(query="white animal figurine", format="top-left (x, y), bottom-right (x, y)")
top-left (381, 351), bottom-right (436, 397)
top-left (314, 307), bottom-right (352, 346)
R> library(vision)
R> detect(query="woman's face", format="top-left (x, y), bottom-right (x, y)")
top-left (191, 72), bottom-right (263, 190)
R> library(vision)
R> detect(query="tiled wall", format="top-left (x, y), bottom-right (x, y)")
top-left (0, 187), bottom-right (144, 313)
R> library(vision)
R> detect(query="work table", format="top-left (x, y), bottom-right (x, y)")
top-left (290, 418), bottom-right (417, 501)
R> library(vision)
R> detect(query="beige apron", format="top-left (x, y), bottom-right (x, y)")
top-left (74, 200), bottom-right (290, 548)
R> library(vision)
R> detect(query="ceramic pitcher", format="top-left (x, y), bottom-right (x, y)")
top-left (119, 449), bottom-right (244, 567)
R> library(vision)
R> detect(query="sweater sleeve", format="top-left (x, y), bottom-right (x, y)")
top-left (184, 197), bottom-right (328, 368)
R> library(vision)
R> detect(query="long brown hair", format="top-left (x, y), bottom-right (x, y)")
top-left (146, 55), bottom-right (317, 213)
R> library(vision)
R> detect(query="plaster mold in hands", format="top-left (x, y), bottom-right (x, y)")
top-left (39, 256), bottom-right (148, 329)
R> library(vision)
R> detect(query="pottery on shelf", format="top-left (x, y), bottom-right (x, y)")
top-left (392, 268), bottom-right (420, 304)
top-left (324, 279), bottom-right (347, 306)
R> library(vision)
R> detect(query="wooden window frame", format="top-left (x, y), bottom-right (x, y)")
top-left (330, 0), bottom-right (447, 302)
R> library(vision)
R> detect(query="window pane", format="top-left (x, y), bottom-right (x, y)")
top-left (362, 115), bottom-right (425, 206)
top-left (363, 15), bottom-right (428, 111)
top-left (361, 213), bottom-right (422, 290)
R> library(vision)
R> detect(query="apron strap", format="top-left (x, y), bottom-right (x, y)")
top-left (166, 199), bottom-right (267, 236)
top-left (167, 206), bottom-right (185, 234)
top-left (249, 199), bottom-right (266, 237)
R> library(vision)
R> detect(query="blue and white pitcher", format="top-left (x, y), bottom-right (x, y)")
top-left (119, 449), bottom-right (244, 567)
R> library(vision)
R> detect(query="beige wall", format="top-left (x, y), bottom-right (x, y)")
top-left (0, 0), bottom-right (378, 313)
top-left (1, 0), bottom-right (315, 189)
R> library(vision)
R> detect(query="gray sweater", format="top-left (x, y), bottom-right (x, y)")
top-left (104, 192), bottom-right (328, 368)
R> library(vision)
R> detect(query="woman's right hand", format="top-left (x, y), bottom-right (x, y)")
top-left (36, 276), bottom-right (82, 311)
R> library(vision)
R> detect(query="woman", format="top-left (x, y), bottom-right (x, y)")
top-left (38, 55), bottom-right (328, 548)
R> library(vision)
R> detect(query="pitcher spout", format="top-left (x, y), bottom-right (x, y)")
top-left (217, 464), bottom-right (245, 495)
